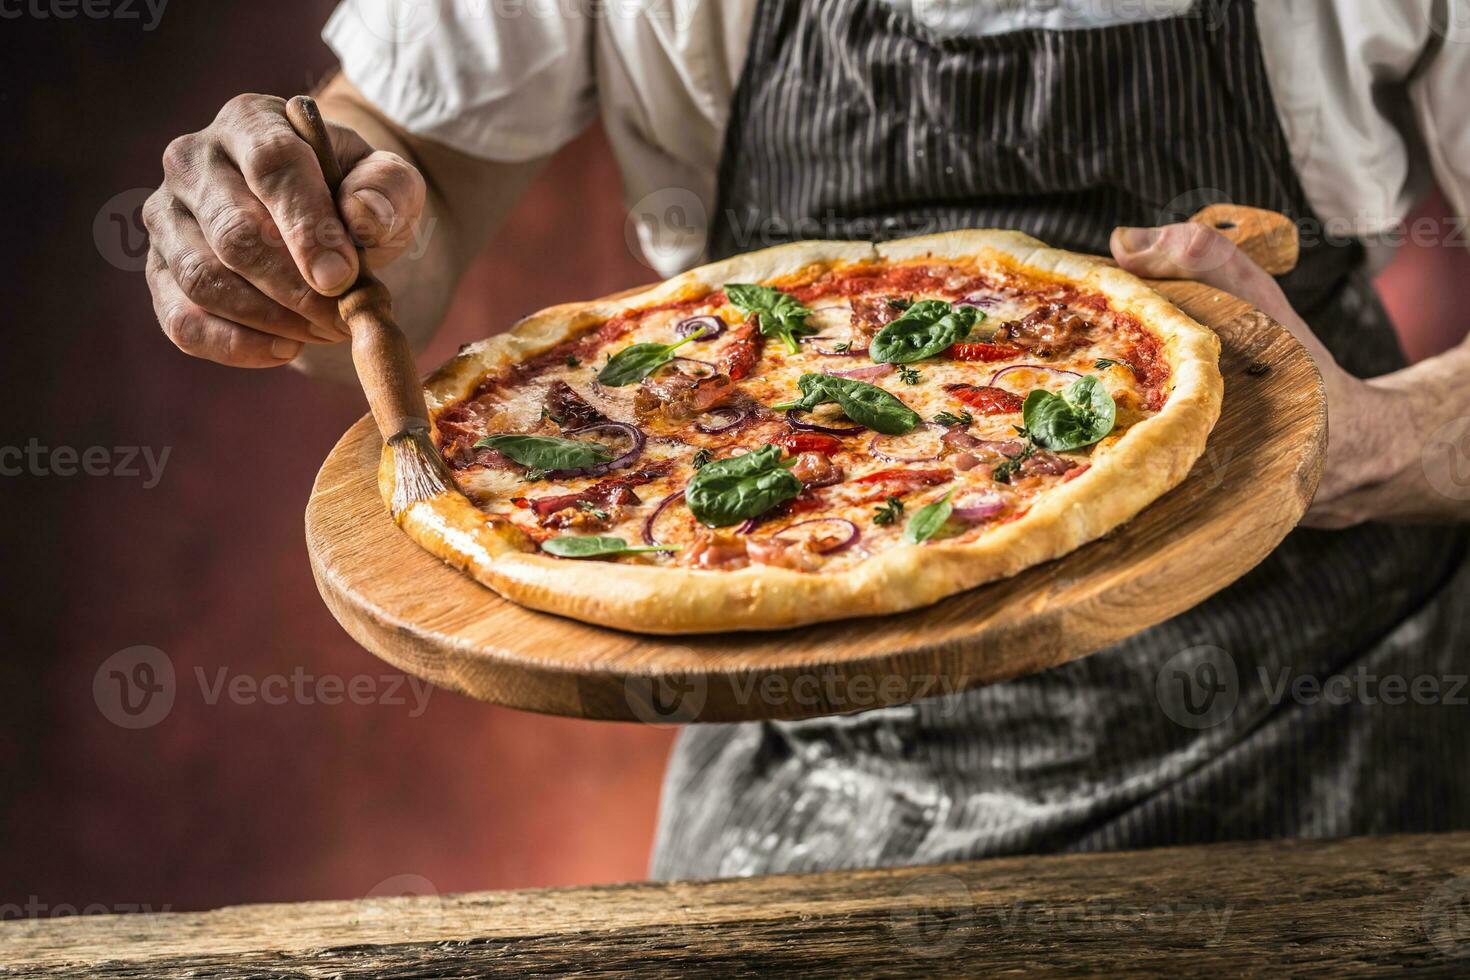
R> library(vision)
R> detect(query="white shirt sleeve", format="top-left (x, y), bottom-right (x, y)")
top-left (1411, 8), bottom-right (1470, 222)
top-left (322, 0), bottom-right (595, 162)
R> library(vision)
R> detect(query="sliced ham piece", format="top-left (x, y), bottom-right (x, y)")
top-left (543, 380), bottom-right (608, 429)
top-left (635, 370), bottom-right (739, 422)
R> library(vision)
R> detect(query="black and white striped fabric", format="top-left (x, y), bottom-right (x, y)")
top-left (651, 0), bottom-right (1469, 879)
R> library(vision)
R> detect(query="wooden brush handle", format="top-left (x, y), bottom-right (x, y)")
top-left (285, 95), bottom-right (432, 440)
top-left (1188, 203), bottom-right (1300, 276)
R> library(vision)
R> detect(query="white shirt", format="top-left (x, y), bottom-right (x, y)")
top-left (325, 0), bottom-right (1470, 278)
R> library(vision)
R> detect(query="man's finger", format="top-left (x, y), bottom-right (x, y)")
top-left (171, 162), bottom-right (345, 334)
top-left (148, 250), bottom-right (304, 368)
top-left (1111, 223), bottom-right (1300, 327)
top-left (215, 98), bottom-right (359, 296)
top-left (143, 195), bottom-right (330, 344)
top-left (338, 149), bottom-right (426, 251)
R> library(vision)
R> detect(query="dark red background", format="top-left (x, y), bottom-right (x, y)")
top-left (1, 2), bottom-right (1463, 916)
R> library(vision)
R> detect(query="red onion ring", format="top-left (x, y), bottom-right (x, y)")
top-left (675, 315), bottom-right (726, 340)
top-left (669, 356), bottom-right (719, 379)
top-left (961, 292), bottom-right (999, 307)
top-left (771, 518), bottom-right (860, 554)
top-left (694, 406), bottom-right (751, 434)
top-left (641, 489), bottom-right (685, 546)
top-left (813, 343), bottom-right (870, 357)
top-left (951, 493), bottom-right (1007, 522)
top-left (786, 408), bottom-right (866, 436)
top-left (987, 364), bottom-right (1084, 386)
top-left (549, 422), bottom-right (645, 479)
top-left (826, 363), bottom-right (893, 380)
top-left (868, 424), bottom-right (942, 463)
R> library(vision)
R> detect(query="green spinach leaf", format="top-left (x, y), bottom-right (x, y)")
top-left (684, 444), bottom-right (803, 527)
top-left (474, 434), bottom-right (614, 472)
top-left (724, 283), bottom-right (815, 354)
top-left (541, 535), bottom-right (678, 559)
top-left (871, 300), bottom-right (983, 364)
top-left (904, 490), bottom-right (954, 545)
top-left (1021, 375), bottom-right (1117, 452)
top-left (774, 374), bottom-right (921, 435)
top-left (596, 327), bottom-right (707, 387)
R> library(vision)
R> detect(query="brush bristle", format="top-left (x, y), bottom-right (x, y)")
top-left (388, 429), bottom-right (454, 517)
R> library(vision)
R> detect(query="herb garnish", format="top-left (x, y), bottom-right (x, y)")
top-left (772, 374), bottom-right (922, 435)
top-left (871, 300), bottom-right (983, 364)
top-left (477, 434), bottom-right (614, 473)
top-left (832, 341), bottom-right (852, 353)
top-left (872, 496), bottom-right (905, 526)
top-left (524, 468), bottom-right (547, 482)
top-left (684, 444), bottom-right (803, 527)
top-left (897, 365), bottom-right (922, 385)
top-left (724, 283), bottom-right (816, 354)
top-left (904, 490), bottom-right (955, 545)
top-left (595, 327), bottom-right (707, 387)
top-left (1094, 358), bottom-right (1120, 371)
top-left (887, 297), bottom-right (912, 310)
top-left (691, 448), bottom-right (714, 469)
top-left (541, 536), bottom-right (678, 559)
top-left (576, 500), bottom-right (611, 521)
top-left (566, 355), bottom-right (581, 368)
top-left (933, 410), bottom-right (974, 427)
top-left (1022, 375), bottom-right (1117, 452)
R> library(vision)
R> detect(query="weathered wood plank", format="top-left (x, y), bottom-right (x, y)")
top-left (3, 833), bottom-right (1467, 977)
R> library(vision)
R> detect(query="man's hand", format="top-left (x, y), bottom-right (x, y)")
top-left (1111, 223), bottom-right (1438, 528)
top-left (143, 93), bottom-right (426, 367)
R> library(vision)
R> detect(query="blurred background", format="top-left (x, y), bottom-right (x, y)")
top-left (1, 1), bottom-right (1465, 917)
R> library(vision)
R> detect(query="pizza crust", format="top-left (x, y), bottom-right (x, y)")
top-left (382, 231), bottom-right (1222, 634)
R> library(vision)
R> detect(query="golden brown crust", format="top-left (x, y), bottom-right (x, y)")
top-left (382, 232), bottom-right (1222, 634)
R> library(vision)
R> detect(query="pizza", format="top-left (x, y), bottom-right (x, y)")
top-left (384, 231), bottom-right (1222, 633)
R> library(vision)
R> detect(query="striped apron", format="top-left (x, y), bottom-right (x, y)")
top-left (651, 0), bottom-right (1470, 879)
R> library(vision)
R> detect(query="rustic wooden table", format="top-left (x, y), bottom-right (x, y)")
top-left (4, 833), bottom-right (1468, 977)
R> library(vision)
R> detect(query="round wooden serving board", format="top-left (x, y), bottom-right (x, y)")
top-left (306, 255), bottom-right (1326, 724)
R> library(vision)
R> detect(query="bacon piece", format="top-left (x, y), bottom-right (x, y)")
top-left (848, 295), bottom-right (906, 339)
top-left (848, 467), bottom-right (953, 503)
top-left (945, 342), bottom-right (1024, 362)
top-left (746, 536), bottom-right (822, 571)
top-left (682, 530), bottom-right (750, 570)
top-left (717, 323), bottom-right (763, 381)
top-left (543, 380), bottom-right (608, 429)
top-left (1021, 452), bottom-right (1078, 477)
top-left (992, 303), bottom-right (1091, 357)
top-left (436, 401), bottom-right (519, 472)
top-left (515, 461), bottom-right (673, 527)
top-left (944, 384), bottom-right (1023, 415)
top-left (788, 451), bottom-right (844, 488)
top-left (776, 431), bottom-right (844, 456)
top-left (634, 371), bottom-right (739, 421)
